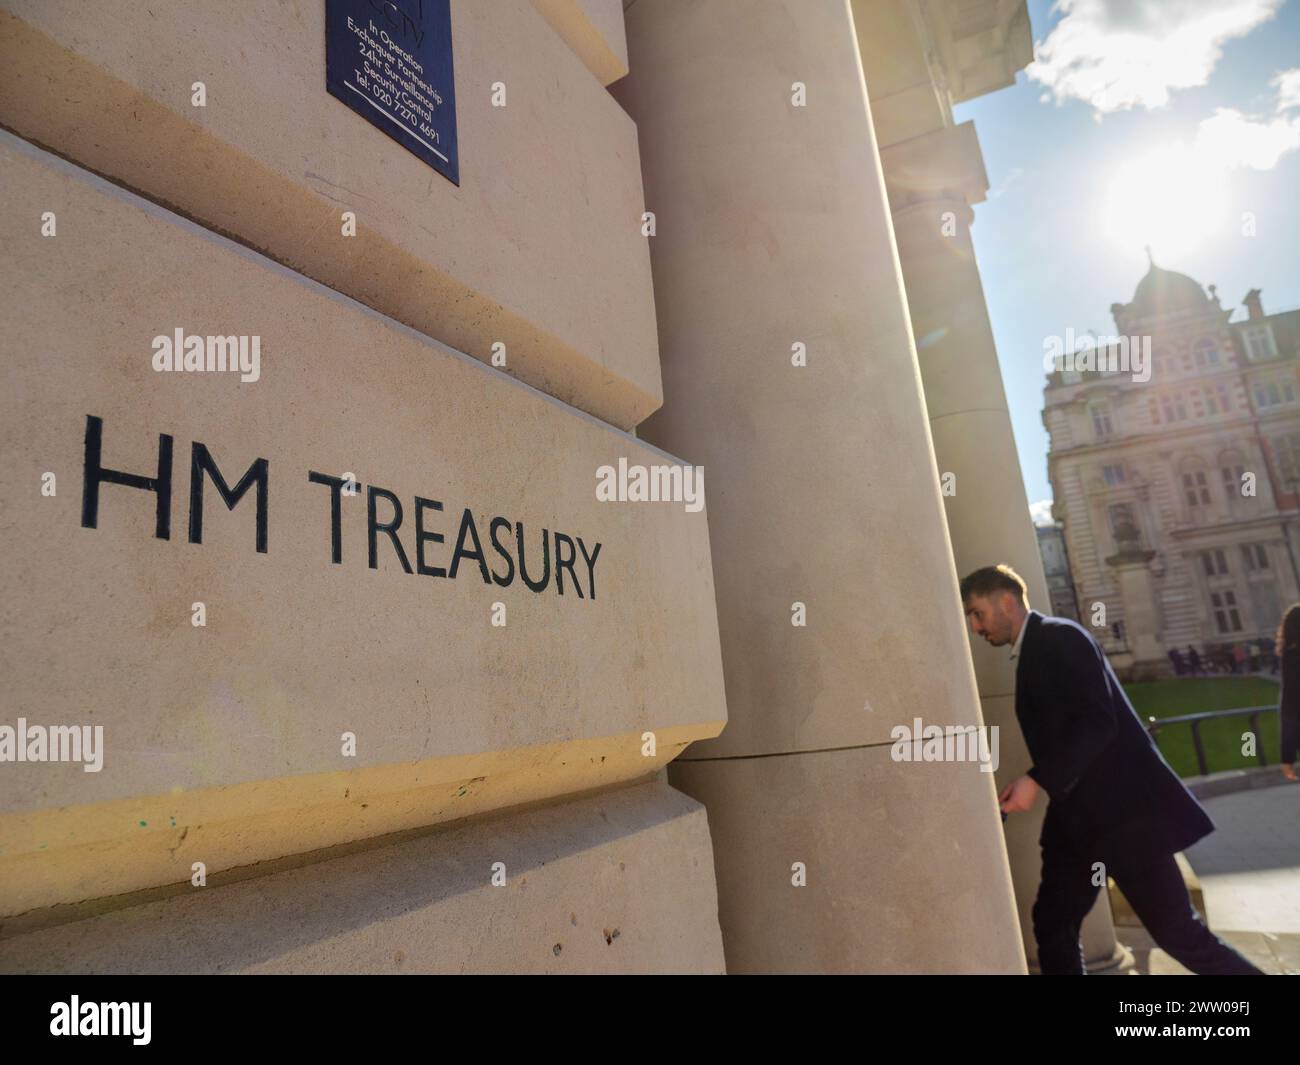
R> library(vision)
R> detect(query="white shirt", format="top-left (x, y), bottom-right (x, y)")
top-left (1008, 612), bottom-right (1030, 664)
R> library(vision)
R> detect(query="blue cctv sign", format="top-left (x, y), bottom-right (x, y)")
top-left (325, 0), bottom-right (459, 185)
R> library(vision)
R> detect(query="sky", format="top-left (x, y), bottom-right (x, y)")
top-left (952, 0), bottom-right (1300, 519)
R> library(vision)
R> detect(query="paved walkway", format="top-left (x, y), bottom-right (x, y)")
top-left (1115, 775), bottom-right (1300, 974)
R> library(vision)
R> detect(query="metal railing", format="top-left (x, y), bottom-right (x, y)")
top-left (1145, 705), bottom-right (1280, 776)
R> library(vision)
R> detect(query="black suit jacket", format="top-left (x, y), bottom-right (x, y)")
top-left (1015, 610), bottom-right (1214, 865)
top-left (1280, 642), bottom-right (1300, 764)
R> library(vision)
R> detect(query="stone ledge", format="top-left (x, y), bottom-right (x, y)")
top-left (531, 0), bottom-right (628, 85)
top-left (0, 781), bottom-right (726, 974)
top-left (1187, 765), bottom-right (1298, 800)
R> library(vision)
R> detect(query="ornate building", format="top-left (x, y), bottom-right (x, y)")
top-left (1035, 520), bottom-right (1080, 622)
top-left (1044, 260), bottom-right (1300, 679)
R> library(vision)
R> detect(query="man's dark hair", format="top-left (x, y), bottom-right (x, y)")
top-left (960, 564), bottom-right (1028, 606)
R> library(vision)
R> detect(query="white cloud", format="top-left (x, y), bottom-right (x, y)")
top-left (1187, 68), bottom-right (1300, 170)
top-left (1274, 68), bottom-right (1300, 111)
top-left (1029, 499), bottom-right (1056, 527)
top-left (1028, 0), bottom-right (1283, 113)
top-left (1101, 68), bottom-right (1300, 255)
top-left (1195, 104), bottom-right (1300, 170)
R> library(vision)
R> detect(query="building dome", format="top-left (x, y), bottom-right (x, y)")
top-left (1127, 261), bottom-right (1209, 317)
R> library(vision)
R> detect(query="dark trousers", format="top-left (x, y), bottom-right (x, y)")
top-left (1033, 828), bottom-right (1264, 975)
top-left (1282, 704), bottom-right (1299, 764)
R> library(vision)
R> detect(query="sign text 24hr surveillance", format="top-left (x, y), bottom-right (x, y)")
top-left (325, 0), bottom-right (459, 185)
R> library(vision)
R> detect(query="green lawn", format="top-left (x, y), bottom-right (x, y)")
top-left (1123, 676), bottom-right (1283, 778)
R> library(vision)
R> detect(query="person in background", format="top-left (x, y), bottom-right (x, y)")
top-left (1274, 605), bottom-right (1300, 783)
top-left (1187, 645), bottom-right (1203, 676)
top-left (1168, 647), bottom-right (1184, 676)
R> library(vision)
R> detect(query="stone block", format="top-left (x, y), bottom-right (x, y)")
top-left (0, 132), bottom-right (724, 915)
top-left (0, 782), bottom-right (726, 974)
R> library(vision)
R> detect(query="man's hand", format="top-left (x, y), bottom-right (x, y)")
top-left (998, 774), bottom-right (1041, 815)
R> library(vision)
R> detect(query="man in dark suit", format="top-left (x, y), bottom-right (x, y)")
top-left (960, 564), bottom-right (1263, 975)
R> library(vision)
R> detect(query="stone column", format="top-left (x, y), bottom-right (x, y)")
top-left (880, 121), bottom-right (1122, 969)
top-left (615, 0), bottom-right (1024, 972)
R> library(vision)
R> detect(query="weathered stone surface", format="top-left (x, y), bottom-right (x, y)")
top-left (0, 782), bottom-right (727, 974)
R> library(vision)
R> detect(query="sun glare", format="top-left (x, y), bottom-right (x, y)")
top-left (1104, 142), bottom-right (1228, 259)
